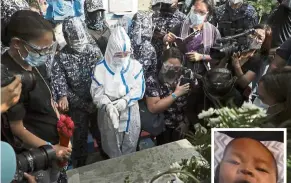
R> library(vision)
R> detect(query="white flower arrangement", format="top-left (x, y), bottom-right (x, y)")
top-left (198, 102), bottom-right (267, 128)
top-left (144, 103), bottom-right (269, 183)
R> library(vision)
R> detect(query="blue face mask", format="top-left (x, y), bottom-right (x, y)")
top-left (189, 11), bottom-right (206, 27)
top-left (18, 49), bottom-right (51, 67)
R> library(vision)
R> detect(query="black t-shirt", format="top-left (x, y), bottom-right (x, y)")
top-left (229, 53), bottom-right (263, 91)
top-left (276, 38), bottom-right (291, 63)
top-left (1, 52), bottom-right (59, 144)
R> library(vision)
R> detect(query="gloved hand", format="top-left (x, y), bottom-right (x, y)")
top-left (175, 122), bottom-right (189, 138)
top-left (112, 98), bottom-right (127, 112)
top-left (106, 104), bottom-right (120, 129)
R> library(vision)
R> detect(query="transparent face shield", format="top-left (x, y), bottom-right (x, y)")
top-left (87, 10), bottom-right (106, 30)
top-left (21, 39), bottom-right (58, 57)
top-left (63, 18), bottom-right (90, 47)
top-left (136, 15), bottom-right (154, 44)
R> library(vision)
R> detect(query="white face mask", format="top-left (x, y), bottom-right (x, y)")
top-left (112, 56), bottom-right (130, 71)
top-left (189, 11), bottom-right (206, 27)
top-left (229, 0), bottom-right (243, 4)
top-left (248, 37), bottom-right (263, 50)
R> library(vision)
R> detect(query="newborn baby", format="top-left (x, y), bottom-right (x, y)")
top-left (215, 138), bottom-right (278, 183)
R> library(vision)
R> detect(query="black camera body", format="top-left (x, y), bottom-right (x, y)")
top-left (1, 64), bottom-right (36, 92)
top-left (14, 145), bottom-right (56, 182)
top-left (210, 29), bottom-right (255, 60)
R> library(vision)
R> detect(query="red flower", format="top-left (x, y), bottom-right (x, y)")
top-left (60, 114), bottom-right (66, 122)
top-left (67, 121), bottom-right (74, 129)
top-left (57, 121), bottom-right (64, 129)
top-left (64, 117), bottom-right (72, 125)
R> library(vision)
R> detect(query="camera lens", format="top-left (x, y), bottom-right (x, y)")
top-left (15, 145), bottom-right (56, 181)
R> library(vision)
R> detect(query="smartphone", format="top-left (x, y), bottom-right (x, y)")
top-left (180, 77), bottom-right (192, 86)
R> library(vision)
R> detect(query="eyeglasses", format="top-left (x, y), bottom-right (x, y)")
top-left (21, 39), bottom-right (57, 57)
top-left (113, 51), bottom-right (132, 58)
top-left (192, 8), bottom-right (208, 16)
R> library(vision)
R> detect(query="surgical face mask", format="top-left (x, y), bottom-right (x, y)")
top-left (112, 56), bottom-right (130, 70)
top-left (189, 11), bottom-right (206, 27)
top-left (19, 48), bottom-right (51, 67)
top-left (229, 0), bottom-right (243, 4)
top-left (248, 37), bottom-right (263, 50)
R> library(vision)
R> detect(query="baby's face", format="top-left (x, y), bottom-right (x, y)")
top-left (219, 138), bottom-right (277, 183)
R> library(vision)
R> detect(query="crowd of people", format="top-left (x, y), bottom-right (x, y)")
top-left (1, 0), bottom-right (291, 182)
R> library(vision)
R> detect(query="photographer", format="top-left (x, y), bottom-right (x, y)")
top-left (1, 10), bottom-right (71, 182)
top-left (212, 0), bottom-right (258, 37)
top-left (230, 24), bottom-right (272, 101)
top-left (145, 48), bottom-right (192, 145)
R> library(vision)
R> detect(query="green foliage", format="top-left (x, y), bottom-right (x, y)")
top-left (248, 0), bottom-right (277, 23)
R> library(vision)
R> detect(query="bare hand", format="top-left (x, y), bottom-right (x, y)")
top-left (165, 32), bottom-right (176, 43)
top-left (186, 52), bottom-right (202, 62)
top-left (51, 99), bottom-right (60, 119)
top-left (24, 173), bottom-right (37, 183)
top-left (58, 96), bottom-right (69, 112)
top-left (232, 52), bottom-right (241, 69)
top-left (1, 76), bottom-right (22, 113)
top-left (53, 144), bottom-right (72, 161)
top-left (174, 82), bottom-right (190, 97)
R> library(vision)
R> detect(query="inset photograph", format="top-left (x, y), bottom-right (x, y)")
top-left (212, 128), bottom-right (286, 183)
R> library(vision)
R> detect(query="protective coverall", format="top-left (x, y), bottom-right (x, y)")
top-left (91, 26), bottom-right (145, 158)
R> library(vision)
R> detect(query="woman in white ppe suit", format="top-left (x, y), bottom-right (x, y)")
top-left (91, 26), bottom-right (145, 158)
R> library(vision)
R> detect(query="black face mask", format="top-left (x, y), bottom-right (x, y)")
top-left (87, 10), bottom-right (105, 31)
top-left (158, 66), bottom-right (181, 84)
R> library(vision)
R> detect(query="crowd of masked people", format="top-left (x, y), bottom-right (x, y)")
top-left (1, 0), bottom-right (291, 182)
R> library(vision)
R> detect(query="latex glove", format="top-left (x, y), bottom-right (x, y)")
top-left (106, 104), bottom-right (120, 129)
top-left (97, 95), bottom-right (111, 107)
top-left (112, 98), bottom-right (127, 112)
top-left (175, 122), bottom-right (189, 138)
top-left (186, 52), bottom-right (203, 62)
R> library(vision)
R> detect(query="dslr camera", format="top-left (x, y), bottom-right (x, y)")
top-left (14, 145), bottom-right (56, 182)
top-left (1, 64), bottom-right (36, 92)
top-left (210, 29), bottom-right (255, 60)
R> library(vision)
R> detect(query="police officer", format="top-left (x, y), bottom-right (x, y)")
top-left (212, 0), bottom-right (258, 37)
